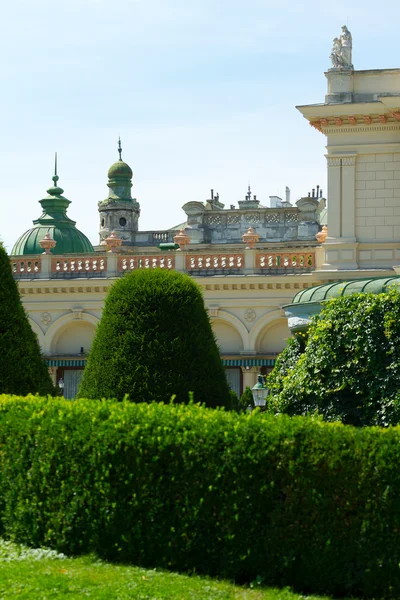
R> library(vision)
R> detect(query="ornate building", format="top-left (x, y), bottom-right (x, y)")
top-left (10, 28), bottom-right (400, 399)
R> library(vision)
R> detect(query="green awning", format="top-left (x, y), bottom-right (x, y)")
top-left (222, 359), bottom-right (276, 367)
top-left (46, 359), bottom-right (87, 367)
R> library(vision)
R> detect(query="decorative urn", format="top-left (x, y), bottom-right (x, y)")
top-left (242, 227), bottom-right (260, 249)
top-left (105, 231), bottom-right (123, 253)
top-left (315, 225), bottom-right (328, 243)
top-left (39, 232), bottom-right (57, 254)
top-left (173, 228), bottom-right (191, 250)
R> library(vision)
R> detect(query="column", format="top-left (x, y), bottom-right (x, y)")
top-left (326, 156), bottom-right (342, 239)
top-left (241, 366), bottom-right (258, 391)
top-left (341, 155), bottom-right (356, 242)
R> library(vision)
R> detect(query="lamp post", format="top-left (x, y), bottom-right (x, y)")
top-left (252, 374), bottom-right (269, 409)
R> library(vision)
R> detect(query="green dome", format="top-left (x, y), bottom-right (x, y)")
top-left (107, 160), bottom-right (133, 180)
top-left (292, 276), bottom-right (400, 305)
top-left (12, 225), bottom-right (94, 256)
top-left (11, 160), bottom-right (94, 256)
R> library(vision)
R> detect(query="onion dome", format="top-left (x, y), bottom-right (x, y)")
top-left (11, 154), bottom-right (94, 256)
top-left (102, 137), bottom-right (134, 203)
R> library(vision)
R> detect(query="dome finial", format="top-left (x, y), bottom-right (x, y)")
top-left (53, 152), bottom-right (59, 186)
top-left (118, 137), bottom-right (122, 161)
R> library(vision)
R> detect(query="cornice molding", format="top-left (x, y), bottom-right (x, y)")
top-left (323, 124), bottom-right (400, 134)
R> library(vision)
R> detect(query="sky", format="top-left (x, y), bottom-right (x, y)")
top-left (1, 0), bottom-right (399, 252)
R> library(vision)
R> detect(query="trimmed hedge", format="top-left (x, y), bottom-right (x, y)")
top-left (1, 396), bottom-right (400, 598)
top-left (0, 244), bottom-right (54, 396)
top-left (78, 269), bottom-right (230, 407)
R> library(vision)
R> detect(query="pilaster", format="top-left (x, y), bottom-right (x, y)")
top-left (341, 155), bottom-right (356, 242)
top-left (326, 156), bottom-right (342, 238)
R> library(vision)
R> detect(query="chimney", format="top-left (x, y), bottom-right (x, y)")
top-left (285, 186), bottom-right (290, 203)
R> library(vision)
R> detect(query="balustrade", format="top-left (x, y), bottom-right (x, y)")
top-left (256, 252), bottom-right (315, 269)
top-left (11, 258), bottom-right (41, 274)
top-left (52, 257), bottom-right (107, 273)
top-left (118, 256), bottom-right (175, 271)
top-left (186, 254), bottom-right (244, 270)
top-left (10, 249), bottom-right (317, 279)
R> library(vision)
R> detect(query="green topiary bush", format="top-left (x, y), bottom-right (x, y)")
top-left (78, 269), bottom-right (230, 407)
top-left (239, 386), bottom-right (254, 411)
top-left (268, 291), bottom-right (400, 426)
top-left (1, 395), bottom-right (400, 598)
top-left (0, 245), bottom-right (54, 396)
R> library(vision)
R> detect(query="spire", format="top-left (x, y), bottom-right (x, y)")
top-left (118, 137), bottom-right (122, 161)
top-left (47, 152), bottom-right (64, 196)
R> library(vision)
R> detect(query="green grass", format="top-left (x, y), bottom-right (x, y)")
top-left (0, 539), bottom-right (332, 600)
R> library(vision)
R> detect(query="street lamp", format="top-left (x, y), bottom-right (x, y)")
top-left (252, 374), bottom-right (269, 408)
top-left (58, 378), bottom-right (64, 392)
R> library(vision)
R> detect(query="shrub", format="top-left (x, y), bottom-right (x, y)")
top-left (268, 291), bottom-right (400, 426)
top-left (78, 269), bottom-right (230, 407)
top-left (0, 245), bottom-right (53, 396)
top-left (239, 386), bottom-right (254, 411)
top-left (1, 395), bottom-right (400, 598)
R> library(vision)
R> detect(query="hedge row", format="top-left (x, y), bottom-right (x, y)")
top-left (1, 395), bottom-right (400, 598)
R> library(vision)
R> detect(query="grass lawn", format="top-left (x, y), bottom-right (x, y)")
top-left (0, 539), bottom-right (333, 600)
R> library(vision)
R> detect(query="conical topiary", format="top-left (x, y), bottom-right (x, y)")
top-left (0, 244), bottom-right (54, 395)
top-left (78, 269), bottom-right (230, 407)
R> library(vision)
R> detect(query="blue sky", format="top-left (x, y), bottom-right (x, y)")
top-left (2, 0), bottom-right (399, 251)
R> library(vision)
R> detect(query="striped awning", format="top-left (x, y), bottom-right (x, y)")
top-left (222, 358), bottom-right (276, 367)
top-left (46, 359), bottom-right (87, 367)
top-left (45, 357), bottom-right (276, 368)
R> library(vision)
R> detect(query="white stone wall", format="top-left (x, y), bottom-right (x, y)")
top-left (356, 153), bottom-right (400, 242)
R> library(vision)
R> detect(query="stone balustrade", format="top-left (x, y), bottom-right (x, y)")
top-left (186, 254), bottom-right (244, 271)
top-left (11, 258), bottom-right (41, 274)
top-left (10, 248), bottom-right (318, 279)
top-left (119, 256), bottom-right (175, 271)
top-left (256, 252), bottom-right (315, 269)
top-left (52, 257), bottom-right (107, 274)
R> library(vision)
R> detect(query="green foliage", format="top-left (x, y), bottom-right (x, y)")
top-left (266, 336), bottom-right (304, 399)
top-left (268, 292), bottom-right (400, 426)
top-left (239, 386), bottom-right (254, 411)
top-left (78, 269), bottom-right (230, 408)
top-left (0, 246), bottom-right (54, 396)
top-left (2, 395), bottom-right (400, 597)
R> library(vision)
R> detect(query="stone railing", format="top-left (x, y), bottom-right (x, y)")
top-left (134, 231), bottom-right (176, 246)
top-left (119, 255), bottom-right (175, 271)
top-left (52, 257), bottom-right (107, 274)
top-left (186, 254), bottom-right (244, 271)
top-left (256, 252), bottom-right (315, 269)
top-left (11, 258), bottom-right (41, 274)
top-left (11, 248), bottom-right (318, 279)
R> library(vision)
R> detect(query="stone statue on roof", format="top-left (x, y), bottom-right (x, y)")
top-left (329, 26), bottom-right (353, 70)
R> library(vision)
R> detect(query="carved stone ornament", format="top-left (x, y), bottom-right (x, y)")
top-left (329, 25), bottom-right (353, 70)
top-left (173, 228), bottom-right (191, 250)
top-left (244, 309), bottom-right (256, 323)
top-left (315, 225), bottom-right (328, 243)
top-left (105, 231), bottom-right (123, 253)
top-left (40, 312), bottom-right (52, 326)
top-left (327, 157), bottom-right (341, 167)
top-left (72, 308), bottom-right (83, 320)
top-left (39, 232), bottom-right (57, 254)
top-left (208, 306), bottom-right (219, 318)
top-left (242, 226), bottom-right (260, 248)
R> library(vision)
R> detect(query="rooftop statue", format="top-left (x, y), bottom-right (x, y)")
top-left (329, 25), bottom-right (353, 70)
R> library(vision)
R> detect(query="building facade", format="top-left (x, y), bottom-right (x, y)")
top-left (10, 32), bottom-right (400, 398)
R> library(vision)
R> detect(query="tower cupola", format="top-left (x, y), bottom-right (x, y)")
top-left (98, 138), bottom-right (140, 246)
